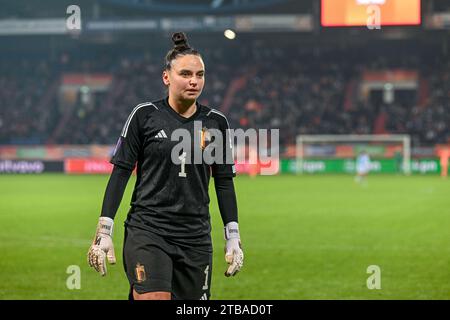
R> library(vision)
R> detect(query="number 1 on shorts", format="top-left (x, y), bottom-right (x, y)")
top-left (202, 265), bottom-right (209, 290)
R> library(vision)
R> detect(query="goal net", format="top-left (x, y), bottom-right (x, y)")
top-left (296, 134), bottom-right (411, 175)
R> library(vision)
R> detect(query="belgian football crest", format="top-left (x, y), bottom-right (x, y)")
top-left (200, 127), bottom-right (211, 150)
top-left (135, 263), bottom-right (147, 283)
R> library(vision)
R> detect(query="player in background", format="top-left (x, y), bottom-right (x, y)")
top-left (87, 32), bottom-right (243, 300)
top-left (394, 150), bottom-right (403, 174)
top-left (438, 147), bottom-right (449, 179)
top-left (355, 150), bottom-right (371, 185)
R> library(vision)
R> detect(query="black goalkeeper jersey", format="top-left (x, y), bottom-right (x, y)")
top-left (111, 97), bottom-right (236, 240)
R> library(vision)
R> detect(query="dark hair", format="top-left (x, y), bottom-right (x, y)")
top-left (164, 32), bottom-right (201, 70)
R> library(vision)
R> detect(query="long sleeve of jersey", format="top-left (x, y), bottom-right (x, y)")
top-left (100, 165), bottom-right (132, 219)
top-left (214, 176), bottom-right (238, 225)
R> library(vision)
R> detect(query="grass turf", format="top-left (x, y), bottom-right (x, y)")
top-left (0, 174), bottom-right (449, 299)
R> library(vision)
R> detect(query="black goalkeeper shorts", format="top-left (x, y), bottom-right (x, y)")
top-left (123, 225), bottom-right (213, 300)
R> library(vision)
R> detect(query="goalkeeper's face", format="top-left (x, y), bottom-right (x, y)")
top-left (163, 54), bottom-right (205, 103)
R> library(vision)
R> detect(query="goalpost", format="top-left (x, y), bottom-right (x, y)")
top-left (296, 134), bottom-right (411, 175)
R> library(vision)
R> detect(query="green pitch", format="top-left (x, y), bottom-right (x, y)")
top-left (0, 174), bottom-right (449, 299)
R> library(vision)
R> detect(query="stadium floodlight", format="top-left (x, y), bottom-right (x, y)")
top-left (296, 134), bottom-right (411, 175)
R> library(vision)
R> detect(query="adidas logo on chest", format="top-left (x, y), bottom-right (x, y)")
top-left (155, 129), bottom-right (168, 138)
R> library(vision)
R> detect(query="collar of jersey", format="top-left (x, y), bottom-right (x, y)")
top-left (163, 97), bottom-right (202, 123)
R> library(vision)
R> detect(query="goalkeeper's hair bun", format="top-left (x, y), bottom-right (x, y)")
top-left (172, 32), bottom-right (190, 51)
top-left (165, 31), bottom-right (201, 70)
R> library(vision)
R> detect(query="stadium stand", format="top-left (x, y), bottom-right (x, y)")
top-left (0, 38), bottom-right (448, 149)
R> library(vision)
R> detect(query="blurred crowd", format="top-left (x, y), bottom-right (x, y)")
top-left (0, 40), bottom-right (448, 149)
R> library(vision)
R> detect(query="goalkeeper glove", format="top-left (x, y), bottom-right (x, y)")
top-left (224, 222), bottom-right (244, 277)
top-left (87, 217), bottom-right (116, 276)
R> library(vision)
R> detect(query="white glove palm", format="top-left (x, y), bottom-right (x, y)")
top-left (224, 222), bottom-right (244, 277)
top-left (87, 217), bottom-right (116, 276)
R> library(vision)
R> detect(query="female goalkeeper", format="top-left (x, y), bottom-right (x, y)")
top-left (87, 32), bottom-right (243, 300)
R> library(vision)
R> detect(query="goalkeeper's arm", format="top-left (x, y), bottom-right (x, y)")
top-left (87, 165), bottom-right (132, 276)
top-left (214, 177), bottom-right (243, 277)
